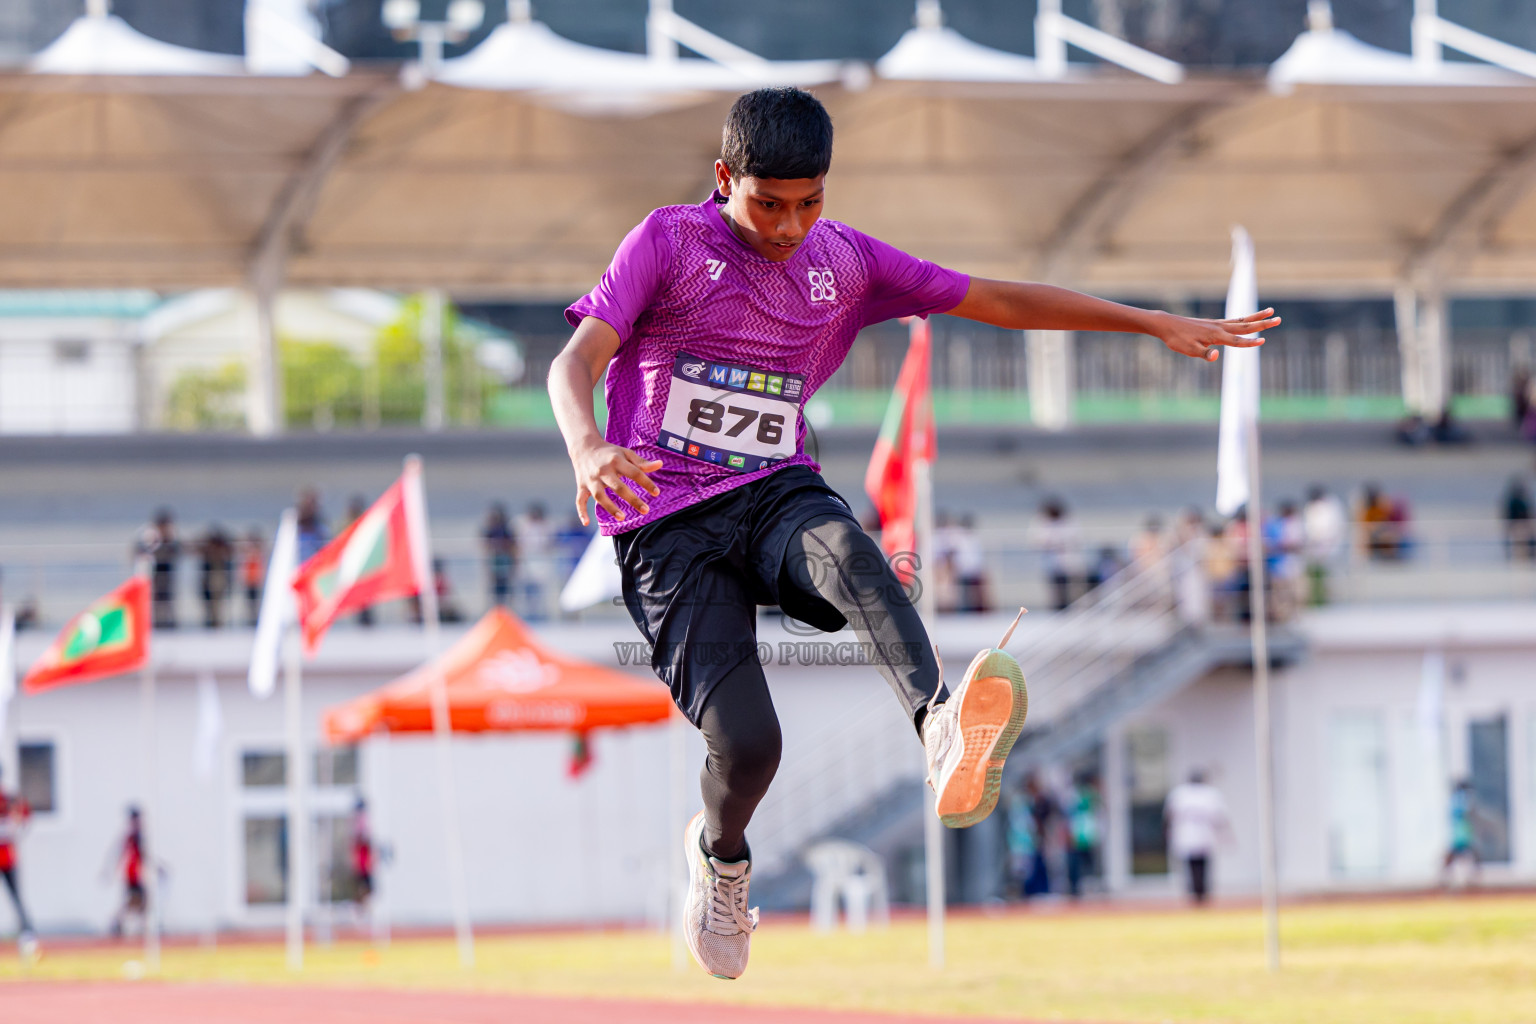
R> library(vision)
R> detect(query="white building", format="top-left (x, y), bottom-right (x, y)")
top-left (1, 605), bottom-right (1534, 937)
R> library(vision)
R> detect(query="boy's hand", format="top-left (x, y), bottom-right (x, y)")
top-left (571, 440), bottom-right (663, 526)
top-left (1151, 308), bottom-right (1280, 362)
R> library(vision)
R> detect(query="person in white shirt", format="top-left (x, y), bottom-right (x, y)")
top-left (1163, 768), bottom-right (1230, 904)
top-left (1302, 485), bottom-right (1346, 606)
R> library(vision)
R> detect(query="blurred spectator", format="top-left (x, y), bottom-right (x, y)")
top-left (241, 528), bottom-right (265, 626)
top-left (1502, 477), bottom-right (1535, 562)
top-left (1432, 405), bottom-right (1471, 445)
top-left (482, 502), bottom-right (517, 607)
top-left (351, 796), bottom-right (374, 923)
top-left (343, 495), bottom-right (374, 628)
top-left (1302, 485), bottom-right (1346, 605)
top-left (1170, 508), bottom-right (1211, 624)
top-left (433, 558), bottom-right (463, 624)
top-left (1395, 412), bottom-right (1430, 447)
top-left (1359, 484), bottom-right (1404, 561)
top-left (1032, 498), bottom-right (1082, 611)
top-left (1205, 520), bottom-right (1242, 622)
top-left (197, 525), bottom-right (234, 629)
top-left (107, 806), bottom-right (147, 938)
top-left (1024, 774), bottom-right (1061, 897)
top-left (1088, 545), bottom-right (1125, 591)
top-left (1066, 774), bottom-right (1101, 899)
top-left (1441, 779), bottom-right (1481, 889)
top-left (1512, 367), bottom-right (1531, 432)
top-left (0, 764), bottom-right (35, 950)
top-left (1129, 514), bottom-right (1170, 607)
top-left (1164, 768), bottom-right (1230, 906)
top-left (515, 502), bottom-right (555, 621)
top-left (135, 509), bottom-right (180, 630)
top-left (932, 509), bottom-right (959, 612)
top-left (952, 514), bottom-right (990, 613)
top-left (295, 489), bottom-right (328, 562)
top-left (1269, 501), bottom-right (1305, 619)
top-left (1004, 787), bottom-right (1036, 901)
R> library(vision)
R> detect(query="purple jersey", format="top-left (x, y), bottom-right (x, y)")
top-left (566, 190), bottom-right (968, 535)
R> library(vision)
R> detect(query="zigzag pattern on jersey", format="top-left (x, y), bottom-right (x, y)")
top-left (600, 199), bottom-right (872, 535)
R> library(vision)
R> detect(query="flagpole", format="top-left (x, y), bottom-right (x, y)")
top-left (1244, 415), bottom-right (1280, 973)
top-left (140, 657), bottom-right (160, 973)
top-left (668, 709), bottom-right (688, 972)
top-left (283, 625), bottom-right (307, 971)
top-left (405, 455), bottom-right (475, 969)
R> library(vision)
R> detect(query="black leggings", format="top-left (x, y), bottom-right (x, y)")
top-left (1, 866), bottom-right (31, 933)
top-left (697, 514), bottom-right (942, 862)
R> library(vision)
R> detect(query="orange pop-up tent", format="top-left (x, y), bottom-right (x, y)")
top-left (323, 607), bottom-right (672, 744)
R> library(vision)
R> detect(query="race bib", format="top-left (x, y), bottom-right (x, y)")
top-left (657, 353), bottom-right (803, 472)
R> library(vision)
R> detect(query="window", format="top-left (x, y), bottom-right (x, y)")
top-left (244, 815), bottom-right (288, 905)
top-left (1125, 726), bottom-right (1170, 876)
top-left (313, 746), bottom-right (358, 787)
top-left (52, 339), bottom-right (91, 364)
top-left (1468, 714), bottom-right (1511, 864)
top-left (242, 751), bottom-right (286, 788)
top-left (18, 741), bottom-right (56, 814)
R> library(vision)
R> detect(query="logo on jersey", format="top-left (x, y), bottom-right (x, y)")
top-left (708, 364), bottom-right (730, 384)
top-left (705, 258), bottom-right (727, 281)
top-left (728, 368), bottom-right (750, 388)
top-left (808, 269), bottom-right (837, 302)
top-left (747, 373), bottom-right (766, 392)
top-left (681, 361), bottom-right (707, 379)
top-left (666, 436), bottom-right (685, 451)
top-left (687, 443), bottom-right (700, 456)
top-left (727, 455), bottom-right (747, 469)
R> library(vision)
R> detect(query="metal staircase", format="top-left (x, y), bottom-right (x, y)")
top-left (752, 545), bottom-right (1307, 910)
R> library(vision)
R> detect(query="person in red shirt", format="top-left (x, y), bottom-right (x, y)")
top-left (0, 766), bottom-right (35, 944)
top-left (351, 797), bottom-right (373, 914)
top-left (108, 806), bottom-right (147, 938)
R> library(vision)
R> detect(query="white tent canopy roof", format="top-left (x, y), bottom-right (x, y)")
top-left (1270, 24), bottom-right (1522, 88)
top-left (437, 17), bottom-right (843, 116)
top-left (875, 24), bottom-right (1054, 82)
top-left (30, 13), bottom-right (246, 76)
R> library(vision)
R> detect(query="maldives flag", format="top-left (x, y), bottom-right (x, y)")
top-left (23, 577), bottom-right (151, 693)
top-left (292, 458), bottom-right (432, 654)
top-left (864, 317), bottom-right (935, 577)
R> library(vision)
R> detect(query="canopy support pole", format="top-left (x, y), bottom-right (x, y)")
top-left (1243, 416), bottom-right (1281, 974)
top-left (410, 468), bottom-right (475, 968)
top-left (283, 627), bottom-right (307, 971)
top-left (140, 659), bottom-right (161, 974)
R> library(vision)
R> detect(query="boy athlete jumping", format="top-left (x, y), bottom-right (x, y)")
top-left (550, 88), bottom-right (1276, 979)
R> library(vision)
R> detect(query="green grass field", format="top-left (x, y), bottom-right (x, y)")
top-left (5, 896), bottom-right (1536, 1023)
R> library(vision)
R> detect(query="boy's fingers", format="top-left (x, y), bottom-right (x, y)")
top-left (621, 457), bottom-right (662, 497)
top-left (574, 486), bottom-right (592, 528)
top-left (1220, 317), bottom-right (1280, 334)
top-left (593, 490), bottom-right (626, 521)
top-left (602, 475), bottom-right (648, 517)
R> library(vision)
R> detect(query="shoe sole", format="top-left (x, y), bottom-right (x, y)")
top-left (681, 811), bottom-right (744, 981)
top-left (935, 648), bottom-right (1029, 829)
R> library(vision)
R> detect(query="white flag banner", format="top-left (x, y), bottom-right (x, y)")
top-left (194, 671), bottom-right (223, 785)
top-left (0, 605), bottom-right (14, 741)
top-left (249, 508), bottom-right (298, 699)
top-left (560, 531), bottom-right (623, 612)
top-left (1216, 225), bottom-right (1261, 518)
top-left (401, 454), bottom-right (435, 601)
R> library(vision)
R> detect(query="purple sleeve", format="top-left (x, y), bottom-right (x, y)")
top-left (564, 212), bottom-right (672, 343)
top-left (852, 229), bottom-right (970, 327)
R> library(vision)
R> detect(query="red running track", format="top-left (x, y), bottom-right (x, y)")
top-left (0, 982), bottom-right (1029, 1023)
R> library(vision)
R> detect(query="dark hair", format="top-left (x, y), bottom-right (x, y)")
top-left (721, 87), bottom-right (833, 181)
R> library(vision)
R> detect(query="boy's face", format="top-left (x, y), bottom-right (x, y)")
top-left (715, 159), bottom-right (825, 262)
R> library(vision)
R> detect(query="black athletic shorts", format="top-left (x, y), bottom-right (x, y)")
top-left (612, 465), bottom-right (861, 725)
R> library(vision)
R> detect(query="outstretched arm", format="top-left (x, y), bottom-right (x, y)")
top-left (947, 278), bottom-right (1279, 362)
top-left (548, 316), bottom-right (662, 526)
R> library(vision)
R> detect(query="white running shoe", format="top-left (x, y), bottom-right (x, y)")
top-left (924, 609), bottom-right (1030, 829)
top-left (681, 810), bottom-right (758, 980)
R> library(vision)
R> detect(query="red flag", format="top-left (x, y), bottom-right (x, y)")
top-left (864, 318), bottom-right (935, 578)
top-left (292, 462), bottom-right (430, 654)
top-left (23, 577), bottom-right (150, 693)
